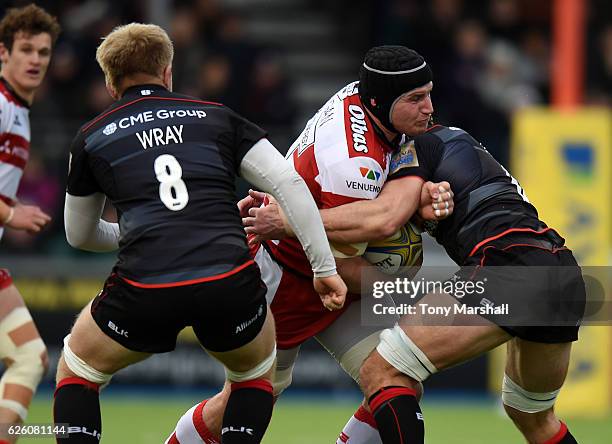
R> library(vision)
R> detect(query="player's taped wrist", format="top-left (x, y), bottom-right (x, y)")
top-left (1, 207), bottom-right (14, 226)
top-left (313, 268), bottom-right (337, 278)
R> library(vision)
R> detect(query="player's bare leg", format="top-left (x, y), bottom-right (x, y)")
top-left (198, 385), bottom-right (231, 441)
top-left (359, 292), bottom-right (510, 444)
top-left (0, 279), bottom-right (48, 444)
top-left (503, 339), bottom-right (577, 443)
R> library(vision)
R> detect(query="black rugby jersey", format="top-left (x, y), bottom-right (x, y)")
top-left (389, 125), bottom-right (546, 264)
top-left (67, 84), bottom-right (266, 285)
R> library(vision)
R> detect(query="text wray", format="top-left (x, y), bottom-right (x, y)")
top-left (136, 125), bottom-right (183, 149)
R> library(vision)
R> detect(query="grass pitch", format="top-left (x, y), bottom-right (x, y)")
top-left (25, 392), bottom-right (612, 443)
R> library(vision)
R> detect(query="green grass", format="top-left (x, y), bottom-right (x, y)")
top-left (23, 393), bottom-right (612, 443)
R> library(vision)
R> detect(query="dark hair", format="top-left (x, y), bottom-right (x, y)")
top-left (0, 4), bottom-right (61, 51)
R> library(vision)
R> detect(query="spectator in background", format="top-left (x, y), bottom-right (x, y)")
top-left (83, 76), bottom-right (114, 117)
top-left (196, 53), bottom-right (238, 107)
top-left (586, 24), bottom-right (612, 106)
top-left (169, 7), bottom-right (205, 96)
top-left (211, 12), bottom-right (260, 108)
top-left (486, 0), bottom-right (523, 42)
top-left (243, 52), bottom-right (297, 132)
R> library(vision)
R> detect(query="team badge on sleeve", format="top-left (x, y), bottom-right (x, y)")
top-left (390, 140), bottom-right (419, 174)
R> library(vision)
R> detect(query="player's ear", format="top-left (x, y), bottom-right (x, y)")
top-left (0, 43), bottom-right (9, 64)
top-left (163, 65), bottom-right (172, 92)
top-left (106, 82), bottom-right (119, 101)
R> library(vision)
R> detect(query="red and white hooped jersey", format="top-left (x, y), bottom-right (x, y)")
top-left (264, 81), bottom-right (394, 277)
top-left (253, 82), bottom-right (397, 347)
top-left (0, 78), bottom-right (30, 238)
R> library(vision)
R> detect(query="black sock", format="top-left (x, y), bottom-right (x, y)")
top-left (368, 386), bottom-right (424, 444)
top-left (221, 380), bottom-right (273, 443)
top-left (558, 431), bottom-right (578, 443)
top-left (53, 378), bottom-right (101, 443)
top-left (547, 422), bottom-right (578, 444)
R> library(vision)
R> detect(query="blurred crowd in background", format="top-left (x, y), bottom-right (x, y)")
top-left (0, 0), bottom-right (610, 257)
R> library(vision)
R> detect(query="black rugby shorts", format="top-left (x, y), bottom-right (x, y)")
top-left (455, 233), bottom-right (586, 344)
top-left (90, 263), bottom-right (268, 353)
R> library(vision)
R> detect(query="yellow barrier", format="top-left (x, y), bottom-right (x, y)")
top-left (488, 107), bottom-right (612, 417)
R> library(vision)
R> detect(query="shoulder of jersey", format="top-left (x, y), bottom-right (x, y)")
top-left (78, 91), bottom-right (226, 135)
top-left (169, 91), bottom-right (225, 108)
top-left (0, 82), bottom-right (17, 107)
top-left (417, 125), bottom-right (468, 144)
top-left (313, 81), bottom-right (375, 153)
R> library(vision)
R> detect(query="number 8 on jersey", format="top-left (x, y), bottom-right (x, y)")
top-left (154, 154), bottom-right (189, 211)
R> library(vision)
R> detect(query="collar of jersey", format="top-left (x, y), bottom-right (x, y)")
top-left (121, 83), bottom-right (168, 98)
top-left (0, 77), bottom-right (31, 109)
top-left (364, 109), bottom-right (401, 152)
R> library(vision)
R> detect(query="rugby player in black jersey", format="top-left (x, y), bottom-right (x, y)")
top-left (319, 72), bottom-right (584, 444)
top-left (52, 23), bottom-right (346, 444)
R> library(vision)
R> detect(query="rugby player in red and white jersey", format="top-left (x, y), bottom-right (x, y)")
top-left (0, 5), bottom-right (59, 442)
top-left (166, 46), bottom-right (453, 444)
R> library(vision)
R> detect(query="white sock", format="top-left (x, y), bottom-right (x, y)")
top-left (166, 400), bottom-right (220, 444)
top-left (337, 405), bottom-right (382, 444)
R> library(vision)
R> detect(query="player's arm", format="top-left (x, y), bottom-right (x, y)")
top-left (63, 131), bottom-right (119, 252)
top-left (242, 179), bottom-right (452, 243)
top-left (64, 192), bottom-right (119, 252)
top-left (0, 96), bottom-right (51, 232)
top-left (239, 138), bottom-right (347, 310)
top-left (321, 175), bottom-right (423, 243)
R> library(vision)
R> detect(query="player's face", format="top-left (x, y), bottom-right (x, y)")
top-left (390, 82), bottom-right (434, 136)
top-left (0, 32), bottom-right (52, 96)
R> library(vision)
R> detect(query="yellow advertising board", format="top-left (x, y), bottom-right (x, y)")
top-left (488, 107), bottom-right (612, 417)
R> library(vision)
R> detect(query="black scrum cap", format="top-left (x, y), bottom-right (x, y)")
top-left (359, 46), bottom-right (433, 132)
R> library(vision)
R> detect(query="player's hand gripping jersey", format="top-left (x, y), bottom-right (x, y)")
top-left (389, 125), bottom-right (550, 264)
top-left (257, 82), bottom-right (397, 348)
top-left (0, 78), bottom-right (31, 239)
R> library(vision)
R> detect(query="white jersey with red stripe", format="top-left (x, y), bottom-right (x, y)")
top-left (252, 82), bottom-right (396, 348)
top-left (0, 78), bottom-right (31, 239)
top-left (264, 81), bottom-right (393, 277)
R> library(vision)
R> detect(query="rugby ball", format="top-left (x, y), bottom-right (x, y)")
top-left (364, 223), bottom-right (423, 275)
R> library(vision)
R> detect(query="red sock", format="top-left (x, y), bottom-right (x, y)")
top-left (354, 405), bottom-right (377, 428)
top-left (193, 400), bottom-right (221, 444)
top-left (543, 422), bottom-right (578, 444)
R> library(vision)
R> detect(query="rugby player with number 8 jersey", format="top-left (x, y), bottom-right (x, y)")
top-left (54, 23), bottom-right (347, 444)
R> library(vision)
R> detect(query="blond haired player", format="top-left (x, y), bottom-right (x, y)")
top-left (53, 23), bottom-right (346, 444)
